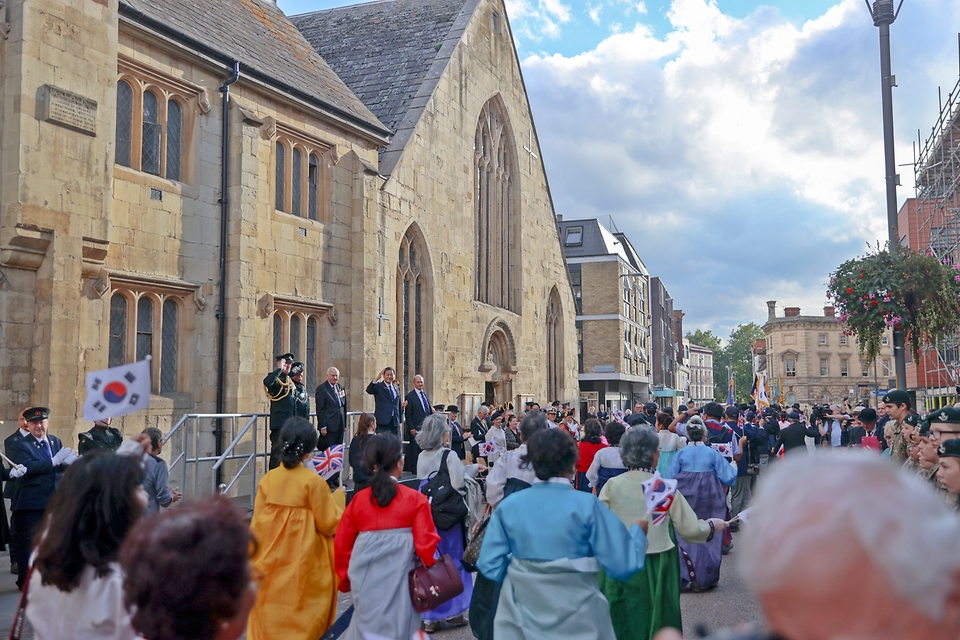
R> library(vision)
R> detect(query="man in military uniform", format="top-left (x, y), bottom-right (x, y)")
top-left (916, 412), bottom-right (952, 503)
top-left (264, 353), bottom-right (296, 469)
top-left (881, 389), bottom-right (912, 464)
top-left (289, 362), bottom-right (310, 419)
top-left (936, 433), bottom-right (960, 510)
top-left (77, 416), bottom-right (123, 453)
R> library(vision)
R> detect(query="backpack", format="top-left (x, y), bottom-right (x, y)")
top-left (419, 449), bottom-right (468, 531)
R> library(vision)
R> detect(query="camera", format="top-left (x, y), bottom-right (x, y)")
top-left (810, 404), bottom-right (832, 422)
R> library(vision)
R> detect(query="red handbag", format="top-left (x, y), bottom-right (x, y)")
top-left (408, 554), bottom-right (464, 612)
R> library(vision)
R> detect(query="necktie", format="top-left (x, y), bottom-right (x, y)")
top-left (390, 384), bottom-right (396, 400)
top-left (40, 439), bottom-right (51, 459)
top-left (420, 390), bottom-right (429, 412)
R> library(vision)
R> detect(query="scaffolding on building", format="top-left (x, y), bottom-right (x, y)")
top-left (913, 41), bottom-right (960, 406)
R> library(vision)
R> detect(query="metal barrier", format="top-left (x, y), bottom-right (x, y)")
top-left (164, 411), bottom-right (364, 512)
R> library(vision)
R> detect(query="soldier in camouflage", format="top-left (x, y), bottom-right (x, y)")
top-left (881, 390), bottom-right (912, 464)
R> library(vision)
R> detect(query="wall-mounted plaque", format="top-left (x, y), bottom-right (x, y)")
top-left (39, 85), bottom-right (97, 135)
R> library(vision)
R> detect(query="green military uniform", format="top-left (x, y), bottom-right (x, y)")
top-left (882, 390), bottom-right (913, 464)
top-left (77, 425), bottom-right (123, 454)
top-left (264, 354), bottom-right (297, 470)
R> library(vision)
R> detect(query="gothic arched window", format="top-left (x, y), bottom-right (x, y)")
top-left (546, 288), bottom-right (564, 402)
top-left (398, 229), bottom-right (427, 392)
top-left (475, 97), bottom-right (520, 312)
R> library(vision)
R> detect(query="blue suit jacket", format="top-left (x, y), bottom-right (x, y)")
top-left (6, 434), bottom-right (64, 512)
top-left (365, 380), bottom-right (402, 428)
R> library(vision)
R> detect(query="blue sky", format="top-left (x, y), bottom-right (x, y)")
top-left (278, 0), bottom-right (960, 341)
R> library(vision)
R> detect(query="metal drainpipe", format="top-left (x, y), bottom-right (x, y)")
top-left (215, 61), bottom-right (240, 485)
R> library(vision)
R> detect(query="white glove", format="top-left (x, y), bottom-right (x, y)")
top-left (9, 465), bottom-right (26, 479)
top-left (61, 450), bottom-right (79, 466)
top-left (51, 446), bottom-right (73, 466)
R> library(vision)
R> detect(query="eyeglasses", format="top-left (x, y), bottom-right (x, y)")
top-left (930, 429), bottom-right (960, 442)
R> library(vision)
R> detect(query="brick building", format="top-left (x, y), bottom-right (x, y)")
top-left (689, 343), bottom-right (715, 404)
top-left (557, 217), bottom-right (651, 412)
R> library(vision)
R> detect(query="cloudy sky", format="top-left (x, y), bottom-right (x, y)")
top-left (279, 0), bottom-right (960, 340)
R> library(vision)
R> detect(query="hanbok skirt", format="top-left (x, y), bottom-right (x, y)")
top-left (342, 528), bottom-right (419, 640)
top-left (496, 556), bottom-right (616, 640)
top-left (595, 466), bottom-right (627, 495)
top-left (656, 450), bottom-right (679, 476)
top-left (575, 472), bottom-right (592, 492)
top-left (673, 471), bottom-right (726, 590)
top-left (599, 528), bottom-right (682, 640)
top-left (422, 525), bottom-right (473, 621)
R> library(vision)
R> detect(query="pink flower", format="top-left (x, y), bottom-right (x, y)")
top-left (883, 296), bottom-right (891, 302)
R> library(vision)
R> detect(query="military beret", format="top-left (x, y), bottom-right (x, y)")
top-left (22, 406), bottom-right (50, 422)
top-left (937, 437), bottom-right (960, 458)
top-left (446, 405), bottom-right (459, 413)
top-left (904, 413), bottom-right (921, 428)
top-left (926, 407), bottom-right (960, 426)
top-left (882, 389), bottom-right (910, 405)
top-left (275, 353), bottom-right (295, 363)
top-left (289, 362), bottom-right (305, 376)
top-left (919, 418), bottom-right (932, 437)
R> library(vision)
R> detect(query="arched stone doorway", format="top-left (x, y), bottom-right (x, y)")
top-left (479, 318), bottom-right (517, 407)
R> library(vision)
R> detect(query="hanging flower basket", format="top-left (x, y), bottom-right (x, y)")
top-left (826, 248), bottom-right (960, 363)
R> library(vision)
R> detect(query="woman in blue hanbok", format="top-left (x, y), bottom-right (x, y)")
top-left (477, 428), bottom-right (648, 640)
top-left (663, 418), bottom-right (736, 591)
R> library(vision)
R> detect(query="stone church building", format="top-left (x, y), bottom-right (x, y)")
top-left (0, 0), bottom-right (579, 444)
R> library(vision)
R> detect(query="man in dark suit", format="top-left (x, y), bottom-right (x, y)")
top-left (773, 411), bottom-right (818, 457)
top-left (315, 366), bottom-right (347, 452)
top-left (848, 407), bottom-right (883, 449)
top-left (465, 404), bottom-right (490, 462)
top-left (7, 407), bottom-right (74, 589)
top-left (403, 375), bottom-right (433, 472)
top-left (448, 405), bottom-right (465, 460)
top-left (365, 367), bottom-right (402, 436)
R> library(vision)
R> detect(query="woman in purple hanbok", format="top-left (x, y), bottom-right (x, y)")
top-left (663, 417), bottom-right (736, 591)
top-left (416, 413), bottom-right (473, 633)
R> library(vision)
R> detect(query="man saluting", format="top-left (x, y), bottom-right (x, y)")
top-left (264, 353), bottom-right (296, 469)
top-left (365, 367), bottom-right (402, 436)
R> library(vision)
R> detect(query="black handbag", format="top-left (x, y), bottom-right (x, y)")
top-left (420, 449), bottom-right (468, 531)
top-left (409, 554), bottom-right (465, 612)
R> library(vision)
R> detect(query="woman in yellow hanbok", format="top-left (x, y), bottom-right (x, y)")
top-left (248, 417), bottom-right (345, 640)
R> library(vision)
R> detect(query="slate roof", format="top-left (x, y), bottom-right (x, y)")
top-left (558, 218), bottom-right (634, 265)
top-left (119, 0), bottom-right (388, 137)
top-left (291, 0), bottom-right (474, 173)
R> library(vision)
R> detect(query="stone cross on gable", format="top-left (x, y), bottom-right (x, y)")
top-left (523, 130), bottom-right (538, 172)
top-left (376, 296), bottom-right (390, 336)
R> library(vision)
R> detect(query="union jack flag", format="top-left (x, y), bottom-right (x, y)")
top-left (641, 472), bottom-right (677, 526)
top-left (312, 444), bottom-right (344, 480)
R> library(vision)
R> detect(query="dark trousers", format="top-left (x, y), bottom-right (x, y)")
top-left (12, 510), bottom-right (43, 590)
top-left (269, 428), bottom-right (283, 470)
top-left (404, 425), bottom-right (422, 473)
top-left (376, 424), bottom-right (399, 437)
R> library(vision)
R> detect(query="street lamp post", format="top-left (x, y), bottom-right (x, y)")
top-left (867, 0), bottom-right (908, 390)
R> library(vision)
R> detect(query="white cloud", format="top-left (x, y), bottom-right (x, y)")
top-left (588, 3), bottom-right (602, 25)
top-left (517, 0), bottom-right (960, 332)
top-left (505, 0), bottom-right (572, 40)
top-left (636, 1), bottom-right (647, 14)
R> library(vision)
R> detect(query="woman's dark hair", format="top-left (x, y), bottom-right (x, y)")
top-left (121, 496), bottom-right (254, 640)
top-left (522, 429), bottom-right (578, 481)
top-left (34, 451), bottom-right (144, 592)
top-left (279, 417), bottom-right (318, 469)
top-left (355, 412), bottom-right (377, 449)
top-left (604, 421), bottom-right (626, 446)
top-left (656, 413), bottom-right (673, 429)
top-left (366, 433), bottom-right (403, 508)
top-left (519, 410), bottom-right (548, 443)
top-left (582, 419), bottom-right (603, 444)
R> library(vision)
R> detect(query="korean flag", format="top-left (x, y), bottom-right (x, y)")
top-left (641, 471), bottom-right (678, 526)
top-left (83, 358), bottom-right (152, 422)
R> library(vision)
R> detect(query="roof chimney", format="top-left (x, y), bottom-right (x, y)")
top-left (784, 307), bottom-right (800, 317)
top-left (824, 306), bottom-right (836, 318)
top-left (766, 301), bottom-right (777, 321)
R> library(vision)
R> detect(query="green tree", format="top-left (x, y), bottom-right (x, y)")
top-left (722, 323), bottom-right (765, 404)
top-left (686, 330), bottom-right (724, 401)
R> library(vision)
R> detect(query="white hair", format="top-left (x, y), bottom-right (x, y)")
top-left (326, 367), bottom-right (339, 375)
top-left (741, 452), bottom-right (960, 620)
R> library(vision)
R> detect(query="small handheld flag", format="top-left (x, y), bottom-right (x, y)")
top-left (641, 471), bottom-right (677, 526)
top-left (83, 359), bottom-right (152, 422)
top-left (312, 444), bottom-right (344, 480)
top-left (711, 441), bottom-right (734, 459)
top-left (479, 440), bottom-right (499, 458)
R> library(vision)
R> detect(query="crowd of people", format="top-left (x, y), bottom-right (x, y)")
top-left (10, 356), bottom-right (960, 640)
